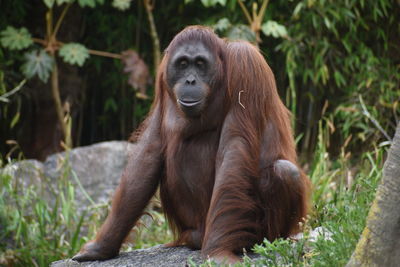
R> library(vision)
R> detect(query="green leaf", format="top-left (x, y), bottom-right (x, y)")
top-left (293, 2), bottom-right (304, 18)
top-left (10, 112), bottom-right (20, 129)
top-left (201, 0), bottom-right (212, 7)
top-left (201, 0), bottom-right (226, 7)
top-left (334, 70), bottom-right (346, 87)
top-left (78, 0), bottom-right (97, 8)
top-left (105, 98), bottom-right (118, 112)
top-left (112, 0), bottom-right (132, 11)
top-left (59, 43), bottom-right (89, 67)
top-left (56, 0), bottom-right (74, 5)
top-left (226, 25), bottom-right (256, 42)
top-left (213, 18), bottom-right (231, 32)
top-left (21, 50), bottom-right (54, 83)
top-left (261, 21), bottom-right (288, 38)
top-left (0, 26), bottom-right (33, 50)
top-left (324, 17), bottom-right (331, 30)
top-left (43, 0), bottom-right (55, 8)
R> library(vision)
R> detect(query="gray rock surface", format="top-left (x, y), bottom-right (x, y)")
top-left (44, 141), bottom-right (135, 206)
top-left (51, 245), bottom-right (204, 267)
top-left (1, 141), bottom-right (135, 209)
top-left (51, 227), bottom-right (333, 267)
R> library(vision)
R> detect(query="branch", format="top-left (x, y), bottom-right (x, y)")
top-left (32, 37), bottom-right (47, 45)
top-left (144, 0), bottom-right (161, 68)
top-left (237, 0), bottom-right (253, 26)
top-left (50, 56), bottom-right (72, 147)
top-left (257, 0), bottom-right (269, 22)
top-left (32, 38), bottom-right (123, 59)
top-left (46, 10), bottom-right (53, 41)
top-left (87, 48), bottom-right (122, 59)
top-left (51, 2), bottom-right (72, 41)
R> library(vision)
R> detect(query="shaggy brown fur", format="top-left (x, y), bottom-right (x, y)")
top-left (73, 26), bottom-right (310, 263)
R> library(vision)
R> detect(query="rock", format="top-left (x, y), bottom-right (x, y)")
top-left (51, 245), bottom-right (204, 267)
top-left (43, 141), bottom-right (135, 206)
top-left (1, 159), bottom-right (45, 187)
top-left (1, 141), bottom-right (135, 210)
top-left (49, 227), bottom-right (333, 266)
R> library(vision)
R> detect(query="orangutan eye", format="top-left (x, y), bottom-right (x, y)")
top-left (179, 59), bottom-right (188, 68)
top-left (195, 57), bottom-right (207, 68)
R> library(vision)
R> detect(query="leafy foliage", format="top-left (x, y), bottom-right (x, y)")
top-left (213, 18), bottom-right (231, 32)
top-left (0, 158), bottom-right (170, 266)
top-left (200, 0), bottom-right (227, 7)
top-left (56, 0), bottom-right (74, 5)
top-left (112, 0), bottom-right (132, 11)
top-left (43, 0), bottom-right (74, 8)
top-left (43, 0), bottom-right (56, 8)
top-left (249, 128), bottom-right (384, 267)
top-left (78, 0), bottom-right (96, 8)
top-left (261, 21), bottom-right (288, 38)
top-left (226, 24), bottom-right (256, 42)
top-left (276, 0), bottom-right (399, 153)
top-left (0, 160), bottom-right (101, 266)
top-left (21, 49), bottom-right (54, 82)
top-left (59, 43), bottom-right (90, 67)
top-left (0, 26), bottom-right (33, 50)
top-left (43, 0), bottom-right (104, 8)
top-left (213, 18), bottom-right (256, 42)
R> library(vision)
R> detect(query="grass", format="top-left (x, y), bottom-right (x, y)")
top-left (247, 147), bottom-right (383, 267)
top-left (0, 124), bottom-right (386, 266)
top-left (0, 158), bottom-right (99, 266)
top-left (0, 155), bottom-right (172, 266)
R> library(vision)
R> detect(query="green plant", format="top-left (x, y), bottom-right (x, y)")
top-left (277, 0), bottom-right (399, 154)
top-left (0, 0), bottom-right (132, 149)
top-left (247, 126), bottom-right (384, 267)
top-left (1, 0), bottom-right (165, 157)
top-left (0, 155), bottom-right (171, 266)
top-left (0, 159), bottom-right (97, 265)
top-left (195, 0), bottom-right (288, 44)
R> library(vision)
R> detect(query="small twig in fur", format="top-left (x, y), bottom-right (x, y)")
top-left (238, 90), bottom-right (246, 109)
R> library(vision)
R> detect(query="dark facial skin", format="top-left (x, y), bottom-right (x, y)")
top-left (166, 42), bottom-right (216, 117)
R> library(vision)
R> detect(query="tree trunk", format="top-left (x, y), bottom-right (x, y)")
top-left (346, 122), bottom-right (400, 267)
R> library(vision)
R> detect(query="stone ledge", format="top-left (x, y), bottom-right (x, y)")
top-left (51, 245), bottom-right (204, 267)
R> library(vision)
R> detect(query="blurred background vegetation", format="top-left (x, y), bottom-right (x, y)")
top-left (0, 0), bottom-right (399, 266)
top-left (0, 0), bottom-right (398, 161)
